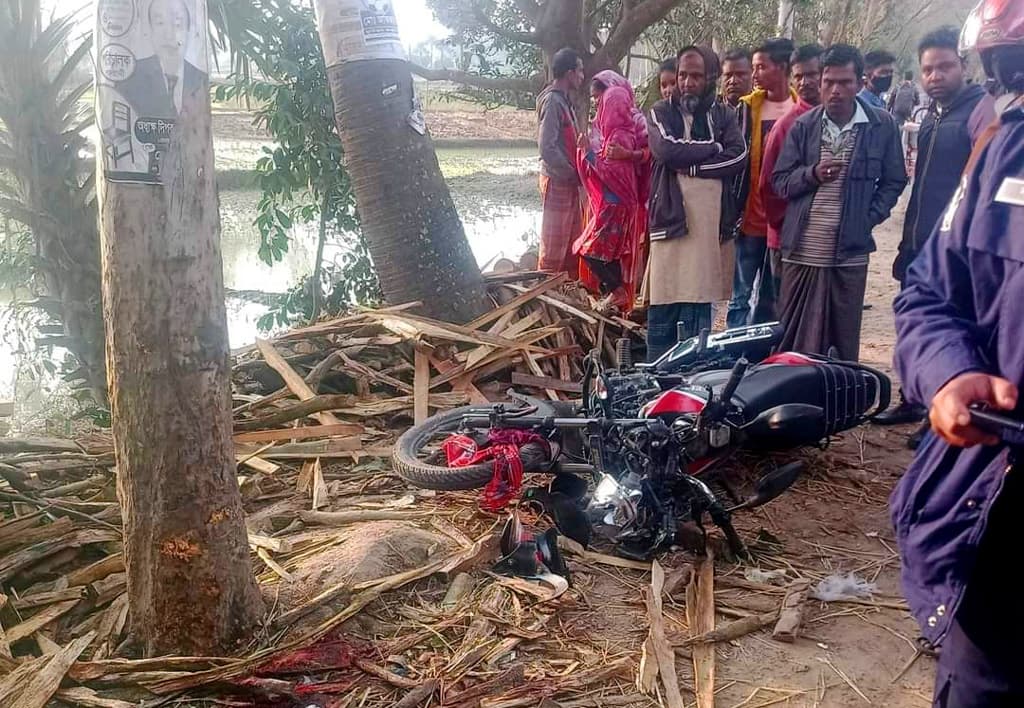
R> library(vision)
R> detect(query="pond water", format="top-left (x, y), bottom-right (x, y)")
top-left (0, 145), bottom-right (542, 402)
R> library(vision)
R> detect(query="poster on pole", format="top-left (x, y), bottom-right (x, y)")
top-left (315, 0), bottom-right (404, 68)
top-left (95, 0), bottom-right (209, 184)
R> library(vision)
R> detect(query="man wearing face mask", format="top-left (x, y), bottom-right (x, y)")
top-left (858, 50), bottom-right (896, 110)
top-left (645, 46), bottom-right (748, 360)
top-left (892, 3), bottom-right (1024, 703)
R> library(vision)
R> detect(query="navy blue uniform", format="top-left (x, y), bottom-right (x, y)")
top-left (892, 106), bottom-right (1024, 705)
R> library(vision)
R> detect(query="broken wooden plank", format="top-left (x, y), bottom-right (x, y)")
top-left (311, 458), bottom-right (328, 511)
top-left (241, 438), bottom-right (362, 458)
top-left (511, 372), bottom-right (582, 394)
top-left (255, 339), bottom-right (343, 426)
top-left (526, 353), bottom-right (559, 401)
top-left (298, 510), bottom-right (432, 526)
top-left (297, 459), bottom-right (315, 496)
top-left (54, 687), bottom-right (135, 708)
top-left (688, 553), bottom-right (716, 708)
top-left (248, 533), bottom-right (293, 555)
top-left (644, 560), bottom-right (685, 708)
top-left (0, 437), bottom-right (82, 454)
top-left (0, 594), bottom-right (11, 659)
top-left (773, 579), bottom-right (812, 643)
top-left (468, 273), bottom-right (568, 331)
top-left (676, 611), bottom-right (778, 647)
top-left (6, 631), bottom-right (94, 708)
top-left (414, 346), bottom-right (430, 426)
top-left (12, 587), bottom-right (86, 610)
top-left (235, 452), bottom-right (279, 475)
top-left (257, 548), bottom-right (294, 583)
top-left (66, 554), bottom-right (124, 588)
top-left (6, 599), bottom-right (81, 644)
top-left (232, 423), bottom-right (363, 444)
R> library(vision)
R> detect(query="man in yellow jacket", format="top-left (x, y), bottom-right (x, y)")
top-left (727, 37), bottom-right (798, 328)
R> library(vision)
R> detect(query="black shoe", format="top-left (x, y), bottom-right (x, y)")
top-left (874, 401), bottom-right (927, 426)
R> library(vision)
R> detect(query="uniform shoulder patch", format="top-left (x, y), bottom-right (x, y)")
top-left (994, 176), bottom-right (1024, 207)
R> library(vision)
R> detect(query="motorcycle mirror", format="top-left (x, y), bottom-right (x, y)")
top-left (728, 462), bottom-right (804, 511)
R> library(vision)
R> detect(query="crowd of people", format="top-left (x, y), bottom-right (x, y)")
top-left (536, 1), bottom-right (1024, 702)
top-left (535, 27), bottom-right (997, 407)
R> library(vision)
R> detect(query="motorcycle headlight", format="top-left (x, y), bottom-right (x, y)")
top-left (593, 474), bottom-right (621, 505)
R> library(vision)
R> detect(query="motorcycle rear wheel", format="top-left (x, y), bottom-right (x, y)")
top-left (392, 405), bottom-right (552, 490)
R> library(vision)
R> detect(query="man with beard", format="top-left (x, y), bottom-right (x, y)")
top-left (858, 49), bottom-right (895, 109)
top-left (771, 44), bottom-right (906, 361)
top-left (760, 44), bottom-right (825, 282)
top-left (892, 2), bottom-right (1024, 703)
top-left (645, 46), bottom-right (748, 360)
top-left (876, 27), bottom-right (990, 430)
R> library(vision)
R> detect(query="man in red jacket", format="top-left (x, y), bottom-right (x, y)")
top-left (759, 44), bottom-right (825, 291)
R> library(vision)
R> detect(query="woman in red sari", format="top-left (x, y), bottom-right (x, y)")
top-left (573, 85), bottom-right (642, 312)
top-left (587, 71), bottom-right (652, 312)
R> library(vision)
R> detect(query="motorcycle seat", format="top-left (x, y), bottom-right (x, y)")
top-left (733, 362), bottom-right (881, 435)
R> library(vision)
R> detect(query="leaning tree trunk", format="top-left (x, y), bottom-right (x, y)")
top-left (777, 0), bottom-right (796, 38)
top-left (313, 0), bottom-right (488, 324)
top-left (95, 1), bottom-right (262, 656)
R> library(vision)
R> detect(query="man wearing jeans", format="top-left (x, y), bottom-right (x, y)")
top-left (727, 38), bottom-right (796, 327)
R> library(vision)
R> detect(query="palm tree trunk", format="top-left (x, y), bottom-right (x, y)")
top-left (314, 0), bottom-right (488, 324)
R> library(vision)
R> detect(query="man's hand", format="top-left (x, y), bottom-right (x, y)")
top-left (814, 158), bottom-right (845, 183)
top-left (930, 373), bottom-right (1019, 448)
top-left (577, 131), bottom-right (590, 150)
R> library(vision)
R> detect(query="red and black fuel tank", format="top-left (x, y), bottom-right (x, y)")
top-left (640, 387), bottom-right (708, 419)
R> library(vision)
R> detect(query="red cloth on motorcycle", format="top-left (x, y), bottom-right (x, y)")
top-left (442, 430), bottom-right (550, 511)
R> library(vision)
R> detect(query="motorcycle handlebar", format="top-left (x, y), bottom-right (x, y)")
top-left (719, 357), bottom-right (749, 404)
top-left (969, 405), bottom-right (1024, 445)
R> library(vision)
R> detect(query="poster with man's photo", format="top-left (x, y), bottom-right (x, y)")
top-left (95, 0), bottom-right (209, 184)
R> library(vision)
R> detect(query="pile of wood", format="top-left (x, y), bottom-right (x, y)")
top-left (0, 276), bottom-right (652, 706)
top-left (232, 272), bottom-right (643, 431)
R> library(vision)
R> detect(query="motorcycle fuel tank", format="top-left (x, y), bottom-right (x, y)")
top-left (640, 387), bottom-right (708, 418)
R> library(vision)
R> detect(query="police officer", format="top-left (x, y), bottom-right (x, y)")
top-left (892, 1), bottom-right (1024, 704)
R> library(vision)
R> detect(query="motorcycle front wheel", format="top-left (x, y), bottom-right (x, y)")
top-left (392, 405), bottom-right (553, 490)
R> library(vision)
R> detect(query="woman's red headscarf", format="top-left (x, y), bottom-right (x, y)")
top-left (592, 69), bottom-right (648, 147)
top-left (589, 86), bottom-right (640, 205)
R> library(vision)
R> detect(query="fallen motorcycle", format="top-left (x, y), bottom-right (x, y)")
top-left (393, 330), bottom-right (890, 558)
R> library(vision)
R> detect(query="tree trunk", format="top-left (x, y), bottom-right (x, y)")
top-left (95, 0), bottom-right (262, 656)
top-left (777, 0), bottom-right (796, 38)
top-left (310, 193), bottom-right (330, 322)
top-left (314, 0), bottom-right (488, 324)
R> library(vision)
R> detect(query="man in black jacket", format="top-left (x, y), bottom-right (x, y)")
top-left (772, 44), bottom-right (907, 361)
top-left (875, 27), bottom-right (990, 427)
top-left (645, 46), bottom-right (748, 360)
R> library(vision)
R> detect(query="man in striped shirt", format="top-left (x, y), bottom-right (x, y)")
top-left (771, 45), bottom-right (907, 360)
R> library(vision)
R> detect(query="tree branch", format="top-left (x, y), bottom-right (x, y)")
top-left (471, 3), bottom-right (539, 45)
top-left (512, 0), bottom-right (542, 23)
top-left (409, 63), bottom-right (540, 93)
top-left (594, 0), bottom-right (679, 68)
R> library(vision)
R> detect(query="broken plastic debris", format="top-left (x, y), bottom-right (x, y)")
top-left (744, 567), bottom-right (788, 585)
top-left (811, 572), bottom-right (877, 602)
